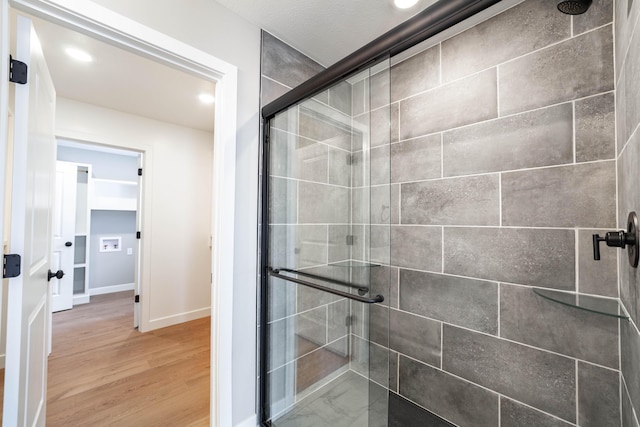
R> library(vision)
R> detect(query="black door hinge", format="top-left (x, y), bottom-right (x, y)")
top-left (136, 231), bottom-right (141, 239)
top-left (9, 56), bottom-right (27, 84)
top-left (3, 254), bottom-right (21, 278)
top-left (345, 315), bottom-right (354, 327)
top-left (138, 168), bottom-right (142, 176)
top-left (134, 295), bottom-right (140, 303)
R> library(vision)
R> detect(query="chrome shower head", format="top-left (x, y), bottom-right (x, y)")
top-left (557, 0), bottom-right (593, 14)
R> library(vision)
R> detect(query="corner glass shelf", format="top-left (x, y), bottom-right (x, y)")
top-left (327, 261), bottom-right (381, 268)
top-left (533, 288), bottom-right (628, 319)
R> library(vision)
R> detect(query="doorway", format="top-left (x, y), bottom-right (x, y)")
top-left (54, 140), bottom-right (142, 320)
top-left (0, 2), bottom-right (232, 424)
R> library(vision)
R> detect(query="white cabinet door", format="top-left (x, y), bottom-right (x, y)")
top-left (51, 161), bottom-right (77, 312)
top-left (3, 15), bottom-right (56, 427)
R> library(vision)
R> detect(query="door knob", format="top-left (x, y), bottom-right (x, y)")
top-left (65, 241), bottom-right (72, 247)
top-left (47, 269), bottom-right (64, 281)
top-left (593, 211), bottom-right (639, 268)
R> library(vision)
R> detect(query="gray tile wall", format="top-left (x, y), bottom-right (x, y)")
top-left (261, 31), bottom-right (360, 418)
top-left (617, 0), bottom-right (640, 424)
top-left (381, 1), bottom-right (621, 425)
top-left (262, 0), bottom-right (631, 423)
top-left (262, 30), bottom-right (395, 421)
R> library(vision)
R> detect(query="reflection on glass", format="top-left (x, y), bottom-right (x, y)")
top-left (265, 62), bottom-right (391, 426)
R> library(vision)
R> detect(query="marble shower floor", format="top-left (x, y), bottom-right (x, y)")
top-left (272, 371), bottom-right (387, 427)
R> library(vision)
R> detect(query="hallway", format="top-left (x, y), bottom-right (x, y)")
top-left (46, 291), bottom-right (210, 426)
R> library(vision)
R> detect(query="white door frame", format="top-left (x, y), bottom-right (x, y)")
top-left (0, 1), bottom-right (237, 425)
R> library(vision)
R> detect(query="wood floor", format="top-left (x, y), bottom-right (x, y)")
top-left (2, 291), bottom-right (210, 426)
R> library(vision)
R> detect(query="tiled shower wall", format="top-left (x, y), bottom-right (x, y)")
top-left (374, 0), bottom-right (622, 425)
top-left (261, 0), bottom-right (634, 425)
top-left (261, 31), bottom-right (368, 418)
top-left (616, 0), bottom-right (640, 425)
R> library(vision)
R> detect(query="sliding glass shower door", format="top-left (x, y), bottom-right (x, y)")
top-left (261, 62), bottom-right (391, 427)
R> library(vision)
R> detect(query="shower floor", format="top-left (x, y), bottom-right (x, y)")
top-left (272, 370), bottom-right (388, 427)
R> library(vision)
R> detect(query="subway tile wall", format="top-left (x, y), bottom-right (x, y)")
top-left (617, 0), bottom-right (640, 424)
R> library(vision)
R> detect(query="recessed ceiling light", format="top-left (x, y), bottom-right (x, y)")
top-left (394, 0), bottom-right (419, 8)
top-left (198, 93), bottom-right (215, 104)
top-left (65, 47), bottom-right (93, 63)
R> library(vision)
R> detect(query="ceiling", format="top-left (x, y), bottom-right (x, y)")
top-left (215, 0), bottom-right (439, 67)
top-left (15, 13), bottom-right (216, 133)
top-left (14, 0), bottom-right (452, 134)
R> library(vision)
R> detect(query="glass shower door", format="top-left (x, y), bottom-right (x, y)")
top-left (262, 62), bottom-right (391, 427)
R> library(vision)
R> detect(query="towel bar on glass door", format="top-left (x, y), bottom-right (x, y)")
top-left (274, 267), bottom-right (370, 295)
top-left (267, 267), bottom-right (384, 304)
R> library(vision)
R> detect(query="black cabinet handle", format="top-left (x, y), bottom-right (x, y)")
top-left (65, 241), bottom-right (72, 247)
top-left (47, 269), bottom-right (64, 281)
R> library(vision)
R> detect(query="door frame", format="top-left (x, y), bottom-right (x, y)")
top-left (0, 0), bottom-right (237, 425)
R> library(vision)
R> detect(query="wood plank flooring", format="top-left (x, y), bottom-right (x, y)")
top-left (2, 291), bottom-right (210, 426)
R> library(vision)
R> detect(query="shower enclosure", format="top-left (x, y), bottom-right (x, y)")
top-left (260, 0), bottom-right (635, 425)
top-left (260, 63), bottom-right (392, 426)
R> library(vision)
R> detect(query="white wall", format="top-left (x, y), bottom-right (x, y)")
top-left (57, 146), bottom-right (139, 292)
top-left (80, 2), bottom-right (262, 424)
top-left (56, 97), bottom-right (214, 327)
top-left (57, 145), bottom-right (138, 180)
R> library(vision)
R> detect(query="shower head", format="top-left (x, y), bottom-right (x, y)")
top-left (557, 0), bottom-right (592, 14)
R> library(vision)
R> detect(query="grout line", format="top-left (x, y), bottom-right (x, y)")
top-left (266, 335), bottom-right (349, 375)
top-left (620, 0), bottom-right (640, 73)
top-left (497, 283), bottom-right (501, 337)
top-left (394, 90), bottom-right (614, 144)
top-left (498, 173), bottom-right (503, 226)
top-left (440, 132), bottom-right (444, 178)
top-left (269, 175), bottom-right (352, 190)
top-left (389, 302), bottom-right (621, 372)
top-left (261, 74), bottom-right (293, 90)
top-left (498, 396), bottom-right (501, 427)
top-left (438, 42), bottom-right (442, 86)
top-left (398, 351), bottom-right (577, 425)
top-left (572, 100), bottom-right (577, 164)
top-left (575, 230), bottom-right (580, 294)
top-left (392, 23), bottom-right (611, 107)
top-left (619, 318), bottom-right (623, 427)
top-left (396, 351), bottom-right (400, 392)
top-left (575, 360), bottom-right (579, 425)
top-left (441, 226), bottom-right (445, 273)
top-left (397, 99), bottom-right (402, 143)
top-left (496, 65), bottom-right (501, 117)
top-left (381, 224), bottom-right (607, 231)
top-left (440, 322), bottom-right (444, 369)
top-left (380, 157), bottom-right (615, 186)
top-left (395, 266), bottom-right (401, 309)
top-left (571, 15), bottom-right (574, 38)
top-left (325, 305), bottom-right (329, 344)
top-left (271, 127), bottom-right (352, 154)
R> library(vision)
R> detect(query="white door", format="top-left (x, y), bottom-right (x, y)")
top-left (3, 15), bottom-right (57, 427)
top-left (134, 154), bottom-right (143, 328)
top-left (51, 161), bottom-right (77, 312)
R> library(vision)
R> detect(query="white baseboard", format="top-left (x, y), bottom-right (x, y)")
top-left (146, 307), bottom-right (211, 331)
top-left (89, 283), bottom-right (135, 296)
top-left (235, 414), bottom-right (257, 427)
top-left (0, 353), bottom-right (4, 369)
top-left (73, 294), bottom-right (90, 305)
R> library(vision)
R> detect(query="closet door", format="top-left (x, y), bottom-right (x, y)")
top-left (51, 161), bottom-right (77, 312)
